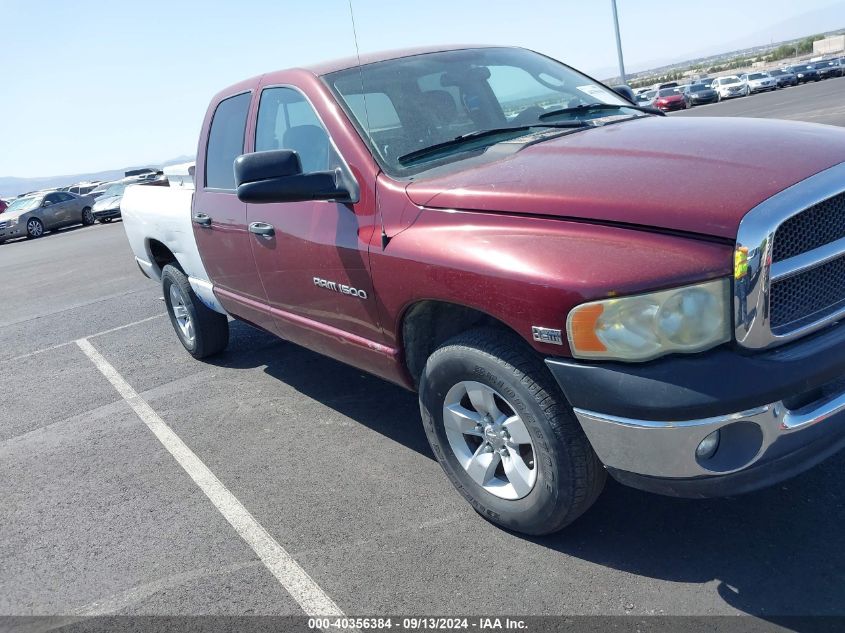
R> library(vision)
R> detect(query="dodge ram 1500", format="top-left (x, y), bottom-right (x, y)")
top-left (122, 45), bottom-right (845, 535)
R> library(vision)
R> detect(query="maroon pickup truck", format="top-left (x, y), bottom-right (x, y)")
top-left (122, 45), bottom-right (845, 535)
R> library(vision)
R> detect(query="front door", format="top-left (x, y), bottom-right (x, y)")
top-left (245, 85), bottom-right (380, 350)
top-left (192, 90), bottom-right (275, 332)
top-left (40, 193), bottom-right (67, 228)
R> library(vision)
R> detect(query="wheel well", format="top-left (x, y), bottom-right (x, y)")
top-left (401, 300), bottom-right (521, 388)
top-left (147, 239), bottom-right (179, 274)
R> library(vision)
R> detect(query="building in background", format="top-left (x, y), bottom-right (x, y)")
top-left (814, 35), bottom-right (845, 55)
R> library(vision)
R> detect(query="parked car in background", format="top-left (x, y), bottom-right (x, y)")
top-left (790, 64), bottom-right (821, 83)
top-left (654, 87), bottom-right (687, 111)
top-left (91, 182), bottom-right (129, 223)
top-left (88, 181), bottom-right (116, 200)
top-left (712, 75), bottom-right (748, 98)
top-left (814, 59), bottom-right (843, 79)
top-left (740, 71), bottom-right (778, 93)
top-left (67, 181), bottom-right (102, 196)
top-left (768, 68), bottom-right (798, 88)
top-left (0, 191), bottom-right (94, 242)
top-left (683, 82), bottom-right (719, 105)
top-left (636, 89), bottom-right (657, 107)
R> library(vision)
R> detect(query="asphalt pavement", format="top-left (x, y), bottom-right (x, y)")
top-left (2, 78), bottom-right (845, 632)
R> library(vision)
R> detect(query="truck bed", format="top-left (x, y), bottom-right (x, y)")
top-left (121, 184), bottom-right (225, 314)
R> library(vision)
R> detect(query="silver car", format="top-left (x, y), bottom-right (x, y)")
top-left (0, 191), bottom-right (95, 243)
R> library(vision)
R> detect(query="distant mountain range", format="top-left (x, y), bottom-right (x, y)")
top-left (0, 156), bottom-right (195, 198)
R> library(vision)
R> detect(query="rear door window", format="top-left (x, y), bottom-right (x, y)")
top-left (205, 92), bottom-right (251, 190)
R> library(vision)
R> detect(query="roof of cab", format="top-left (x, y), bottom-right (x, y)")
top-left (210, 44), bottom-right (503, 105)
top-left (302, 44), bottom-right (497, 75)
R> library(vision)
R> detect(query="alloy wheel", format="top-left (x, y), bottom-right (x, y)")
top-left (27, 219), bottom-right (43, 237)
top-left (169, 283), bottom-right (195, 345)
top-left (442, 380), bottom-right (537, 500)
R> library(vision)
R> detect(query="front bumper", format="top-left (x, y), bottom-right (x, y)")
top-left (0, 221), bottom-right (23, 242)
top-left (546, 322), bottom-right (845, 497)
top-left (93, 207), bottom-right (121, 219)
top-left (91, 207), bottom-right (120, 220)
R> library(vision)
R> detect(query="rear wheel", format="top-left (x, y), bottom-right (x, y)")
top-left (81, 207), bottom-right (94, 226)
top-left (161, 264), bottom-right (229, 359)
top-left (26, 217), bottom-right (44, 239)
top-left (419, 328), bottom-right (605, 535)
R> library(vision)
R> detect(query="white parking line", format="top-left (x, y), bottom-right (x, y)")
top-left (2, 314), bottom-right (165, 364)
top-left (75, 337), bottom-right (346, 619)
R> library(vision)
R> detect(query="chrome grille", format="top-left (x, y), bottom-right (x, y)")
top-left (773, 191), bottom-right (845, 261)
top-left (0, 221), bottom-right (8, 230)
top-left (770, 256), bottom-right (845, 332)
top-left (735, 162), bottom-right (845, 350)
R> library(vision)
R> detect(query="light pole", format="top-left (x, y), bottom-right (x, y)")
top-left (611, 0), bottom-right (627, 84)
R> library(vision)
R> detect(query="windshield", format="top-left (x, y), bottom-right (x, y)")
top-left (769, 69), bottom-right (784, 76)
top-left (657, 89), bottom-right (678, 97)
top-left (325, 47), bottom-right (636, 174)
top-left (747, 73), bottom-right (767, 80)
top-left (719, 77), bottom-right (740, 85)
top-left (689, 84), bottom-right (710, 91)
top-left (7, 196), bottom-right (41, 213)
top-left (103, 183), bottom-right (126, 197)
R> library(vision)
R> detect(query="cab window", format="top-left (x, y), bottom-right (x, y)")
top-left (255, 87), bottom-right (341, 174)
top-left (205, 92), bottom-right (251, 190)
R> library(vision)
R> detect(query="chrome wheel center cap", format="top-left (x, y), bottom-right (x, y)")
top-left (484, 425), bottom-right (504, 449)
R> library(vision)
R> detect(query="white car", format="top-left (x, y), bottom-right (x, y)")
top-left (740, 72), bottom-right (778, 94)
top-left (712, 76), bottom-right (749, 99)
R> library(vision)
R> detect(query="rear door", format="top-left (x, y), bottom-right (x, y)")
top-left (57, 192), bottom-right (81, 225)
top-left (192, 89), bottom-right (275, 332)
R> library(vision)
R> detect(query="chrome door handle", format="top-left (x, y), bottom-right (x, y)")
top-left (192, 213), bottom-right (212, 226)
top-left (248, 221), bottom-right (275, 237)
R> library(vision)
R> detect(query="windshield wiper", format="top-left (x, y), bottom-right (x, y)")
top-left (398, 122), bottom-right (590, 166)
top-left (539, 102), bottom-right (664, 120)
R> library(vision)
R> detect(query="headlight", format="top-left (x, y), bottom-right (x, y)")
top-left (5, 215), bottom-right (19, 226)
top-left (566, 279), bottom-right (731, 362)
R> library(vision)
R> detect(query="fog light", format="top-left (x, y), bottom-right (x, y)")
top-left (696, 430), bottom-right (721, 460)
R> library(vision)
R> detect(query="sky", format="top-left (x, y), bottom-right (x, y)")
top-left (1, 0), bottom-right (843, 177)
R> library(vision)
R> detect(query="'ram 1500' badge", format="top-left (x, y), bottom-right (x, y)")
top-left (532, 326), bottom-right (563, 345)
top-left (313, 277), bottom-right (368, 299)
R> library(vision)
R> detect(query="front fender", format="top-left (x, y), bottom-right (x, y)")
top-left (372, 209), bottom-right (733, 357)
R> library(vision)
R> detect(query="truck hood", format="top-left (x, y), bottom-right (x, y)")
top-left (405, 116), bottom-right (845, 239)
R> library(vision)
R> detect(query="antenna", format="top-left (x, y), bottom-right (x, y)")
top-left (347, 0), bottom-right (390, 249)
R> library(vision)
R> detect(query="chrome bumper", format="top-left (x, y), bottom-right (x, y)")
top-left (573, 386), bottom-right (845, 479)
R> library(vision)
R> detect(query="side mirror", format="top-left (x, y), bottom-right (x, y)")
top-left (612, 85), bottom-right (636, 103)
top-left (42, 200), bottom-right (53, 207)
top-left (234, 149), bottom-right (357, 204)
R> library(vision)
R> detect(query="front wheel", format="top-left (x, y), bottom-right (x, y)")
top-left (81, 207), bottom-right (94, 226)
top-left (162, 264), bottom-right (229, 359)
top-left (26, 217), bottom-right (44, 239)
top-left (419, 328), bottom-right (605, 535)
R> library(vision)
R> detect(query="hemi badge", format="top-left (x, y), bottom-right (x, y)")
top-left (532, 326), bottom-right (563, 345)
